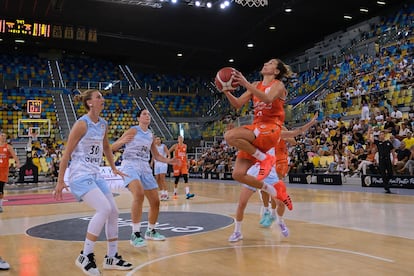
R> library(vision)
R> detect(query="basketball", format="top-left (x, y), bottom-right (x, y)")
top-left (214, 67), bottom-right (238, 91)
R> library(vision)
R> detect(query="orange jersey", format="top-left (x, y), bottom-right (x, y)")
top-left (275, 139), bottom-right (288, 162)
top-left (0, 144), bottom-right (11, 168)
top-left (174, 143), bottom-right (188, 163)
top-left (252, 80), bottom-right (286, 125)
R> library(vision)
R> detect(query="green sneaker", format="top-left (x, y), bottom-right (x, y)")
top-left (145, 229), bottom-right (166, 241)
top-left (259, 210), bottom-right (271, 225)
top-left (130, 233), bottom-right (146, 248)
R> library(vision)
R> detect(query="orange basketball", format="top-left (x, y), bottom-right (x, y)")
top-left (214, 67), bottom-right (239, 91)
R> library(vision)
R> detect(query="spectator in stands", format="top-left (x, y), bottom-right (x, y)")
top-left (389, 135), bottom-right (402, 149)
top-left (361, 99), bottom-right (370, 122)
top-left (402, 131), bottom-right (414, 151)
top-left (390, 106), bottom-right (403, 122)
top-left (398, 123), bottom-right (411, 139)
top-left (384, 116), bottom-right (396, 134)
top-left (398, 145), bottom-right (414, 175)
top-left (408, 106), bottom-right (414, 120)
top-left (394, 141), bottom-right (411, 173)
top-left (352, 146), bottom-right (377, 176)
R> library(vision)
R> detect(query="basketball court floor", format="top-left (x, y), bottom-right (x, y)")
top-left (1, 177), bottom-right (413, 275)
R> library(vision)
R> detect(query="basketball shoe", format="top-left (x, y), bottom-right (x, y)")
top-left (228, 231), bottom-right (243, 242)
top-left (0, 257), bottom-right (10, 270)
top-left (75, 251), bottom-right (101, 276)
top-left (145, 229), bottom-right (166, 241)
top-left (278, 220), bottom-right (289, 237)
top-left (273, 180), bottom-right (293, 210)
top-left (130, 232), bottom-right (147, 247)
top-left (186, 193), bottom-right (195, 199)
top-left (261, 214), bottom-right (275, 228)
top-left (257, 154), bottom-right (276, 181)
top-left (0, 206), bottom-right (3, 213)
top-left (103, 253), bottom-right (133, 271)
top-left (259, 210), bottom-right (271, 226)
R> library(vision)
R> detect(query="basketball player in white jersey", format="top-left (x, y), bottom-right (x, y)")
top-left (54, 89), bottom-right (133, 275)
top-left (112, 109), bottom-right (179, 248)
top-left (152, 137), bottom-right (170, 200)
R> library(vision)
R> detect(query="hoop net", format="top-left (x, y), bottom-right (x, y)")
top-left (234, 0), bottom-right (268, 7)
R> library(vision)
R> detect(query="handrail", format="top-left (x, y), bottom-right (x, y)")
top-left (59, 93), bottom-right (71, 132)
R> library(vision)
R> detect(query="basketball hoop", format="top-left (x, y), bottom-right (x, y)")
top-left (234, 0), bottom-right (268, 7)
top-left (28, 127), bottom-right (39, 142)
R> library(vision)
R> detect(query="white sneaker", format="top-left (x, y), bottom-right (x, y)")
top-left (75, 251), bottom-right (101, 275)
top-left (228, 231), bottom-right (243, 242)
top-left (278, 221), bottom-right (289, 237)
top-left (0, 257), bottom-right (10, 270)
top-left (103, 253), bottom-right (133, 271)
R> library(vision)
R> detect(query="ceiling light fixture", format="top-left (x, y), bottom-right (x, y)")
top-left (247, 43), bottom-right (254, 48)
top-left (377, 1), bottom-right (386, 5)
top-left (344, 15), bottom-right (352, 20)
top-left (360, 8), bottom-right (369, 13)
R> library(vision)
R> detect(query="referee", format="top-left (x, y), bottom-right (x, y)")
top-left (371, 130), bottom-right (395, 194)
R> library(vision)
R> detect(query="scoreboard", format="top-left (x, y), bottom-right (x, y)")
top-left (0, 19), bottom-right (50, 37)
top-left (0, 18), bottom-right (97, 42)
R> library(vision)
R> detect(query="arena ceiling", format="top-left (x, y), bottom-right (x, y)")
top-left (0, 0), bottom-right (410, 76)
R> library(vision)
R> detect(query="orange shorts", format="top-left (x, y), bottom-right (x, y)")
top-left (237, 123), bottom-right (282, 161)
top-left (173, 164), bottom-right (188, 176)
top-left (276, 161), bottom-right (289, 178)
top-left (0, 167), bottom-right (9, 183)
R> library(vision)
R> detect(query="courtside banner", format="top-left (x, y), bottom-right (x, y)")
top-left (362, 174), bottom-right (414, 189)
top-left (316, 174), bottom-right (342, 185)
top-left (288, 174), bottom-right (309, 184)
top-left (289, 173), bottom-right (342, 185)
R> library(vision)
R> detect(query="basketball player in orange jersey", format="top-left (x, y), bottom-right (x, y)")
top-left (0, 132), bottom-right (21, 213)
top-left (229, 120), bottom-right (317, 242)
top-left (259, 133), bottom-right (295, 235)
top-left (168, 136), bottom-right (195, 199)
top-left (223, 58), bottom-right (293, 209)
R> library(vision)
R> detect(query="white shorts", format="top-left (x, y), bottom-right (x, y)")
top-left (243, 162), bottom-right (279, 191)
top-left (154, 162), bottom-right (168, 175)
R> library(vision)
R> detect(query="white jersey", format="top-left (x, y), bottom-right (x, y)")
top-left (69, 115), bottom-right (107, 181)
top-left (154, 144), bottom-right (167, 165)
top-left (122, 125), bottom-right (153, 164)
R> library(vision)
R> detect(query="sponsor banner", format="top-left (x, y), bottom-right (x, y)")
top-left (210, 172), bottom-right (220, 179)
top-left (316, 174), bottom-right (342, 185)
top-left (362, 174), bottom-right (414, 189)
top-left (289, 173), bottom-right (309, 184)
top-left (221, 172), bottom-right (233, 180)
top-left (64, 166), bottom-right (126, 191)
top-left (289, 173), bottom-right (342, 185)
top-left (189, 172), bottom-right (203, 179)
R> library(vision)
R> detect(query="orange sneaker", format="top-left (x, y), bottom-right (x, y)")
top-left (257, 154), bottom-right (276, 181)
top-left (273, 180), bottom-right (293, 210)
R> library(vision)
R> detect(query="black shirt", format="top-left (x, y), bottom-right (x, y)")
top-left (374, 139), bottom-right (394, 161)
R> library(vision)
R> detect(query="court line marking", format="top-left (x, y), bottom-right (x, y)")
top-left (126, 244), bottom-right (394, 275)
